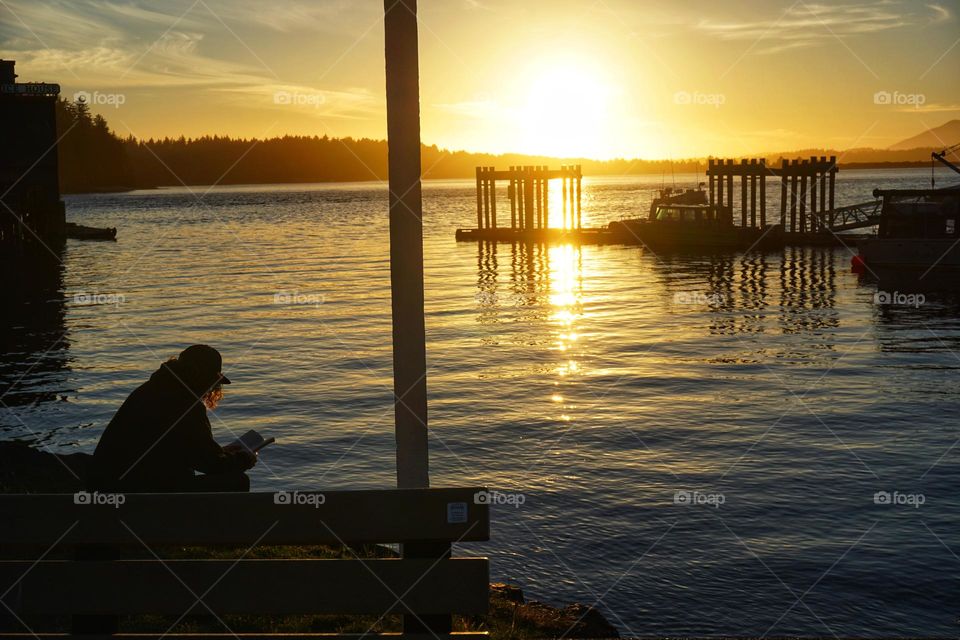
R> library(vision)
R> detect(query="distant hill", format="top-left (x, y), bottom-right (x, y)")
top-left (889, 119), bottom-right (960, 151)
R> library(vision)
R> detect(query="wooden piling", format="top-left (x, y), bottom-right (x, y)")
top-left (707, 158), bottom-right (717, 206)
top-left (799, 164), bottom-right (807, 233)
top-left (516, 168), bottom-right (524, 230)
top-left (717, 160), bottom-right (724, 207)
top-left (759, 159), bottom-right (767, 227)
top-left (576, 164), bottom-right (582, 229)
top-left (489, 166), bottom-right (497, 228)
top-left (740, 159), bottom-right (748, 227)
top-left (725, 160), bottom-right (734, 210)
top-left (533, 167), bottom-right (541, 229)
top-left (543, 172), bottom-right (549, 228)
top-left (809, 158), bottom-right (817, 233)
top-left (562, 165), bottom-right (568, 230)
top-left (524, 166), bottom-right (534, 230)
top-left (828, 155), bottom-right (836, 213)
top-left (819, 156), bottom-right (827, 226)
top-left (509, 166), bottom-right (516, 229)
top-left (780, 160), bottom-right (788, 228)
top-left (789, 161), bottom-right (799, 233)
top-left (482, 168), bottom-right (490, 229)
top-left (475, 166), bottom-right (483, 230)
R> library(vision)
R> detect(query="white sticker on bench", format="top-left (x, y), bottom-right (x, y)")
top-left (447, 501), bottom-right (468, 524)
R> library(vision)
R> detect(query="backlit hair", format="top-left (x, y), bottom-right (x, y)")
top-left (202, 385), bottom-right (224, 410)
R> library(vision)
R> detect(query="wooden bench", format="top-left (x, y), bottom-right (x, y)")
top-left (0, 487), bottom-right (490, 640)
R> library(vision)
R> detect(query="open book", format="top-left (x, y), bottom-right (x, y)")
top-left (229, 429), bottom-right (276, 453)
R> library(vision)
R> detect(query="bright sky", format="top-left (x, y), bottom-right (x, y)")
top-left (2, 0), bottom-right (959, 159)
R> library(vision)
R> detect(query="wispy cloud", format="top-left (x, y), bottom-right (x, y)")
top-left (0, 0), bottom-right (380, 116)
top-left (697, 1), bottom-right (946, 54)
top-left (894, 101), bottom-right (960, 113)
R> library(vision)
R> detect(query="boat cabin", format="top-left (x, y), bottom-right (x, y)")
top-left (874, 187), bottom-right (960, 239)
top-left (651, 203), bottom-right (733, 225)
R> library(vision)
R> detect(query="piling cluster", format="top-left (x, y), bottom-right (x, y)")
top-left (707, 157), bottom-right (837, 233)
top-left (475, 165), bottom-right (582, 231)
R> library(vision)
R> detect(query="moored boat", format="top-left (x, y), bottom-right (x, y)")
top-left (65, 222), bottom-right (117, 241)
top-left (857, 185), bottom-right (960, 271)
top-left (609, 192), bottom-right (783, 250)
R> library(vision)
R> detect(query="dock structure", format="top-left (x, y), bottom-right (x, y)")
top-left (707, 156), bottom-right (837, 233)
top-left (458, 157), bottom-right (870, 247)
top-left (474, 165), bottom-right (582, 233)
top-left (0, 60), bottom-right (65, 243)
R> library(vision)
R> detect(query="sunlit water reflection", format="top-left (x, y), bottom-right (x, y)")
top-left (1, 169), bottom-right (958, 636)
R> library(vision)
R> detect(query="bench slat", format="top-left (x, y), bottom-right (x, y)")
top-left (0, 488), bottom-right (488, 546)
top-left (0, 558), bottom-right (489, 615)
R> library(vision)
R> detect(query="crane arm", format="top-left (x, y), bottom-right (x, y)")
top-left (932, 142), bottom-right (960, 177)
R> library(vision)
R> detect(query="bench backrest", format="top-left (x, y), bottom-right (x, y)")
top-left (0, 487), bottom-right (490, 636)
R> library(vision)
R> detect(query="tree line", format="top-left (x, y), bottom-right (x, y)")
top-left (55, 96), bottom-right (946, 194)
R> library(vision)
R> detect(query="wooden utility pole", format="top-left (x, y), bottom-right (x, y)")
top-left (384, 0), bottom-right (429, 490)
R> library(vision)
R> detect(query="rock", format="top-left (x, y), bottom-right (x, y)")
top-left (491, 582), bottom-right (525, 604)
top-left (560, 603), bottom-right (620, 638)
top-left (489, 584), bottom-right (620, 638)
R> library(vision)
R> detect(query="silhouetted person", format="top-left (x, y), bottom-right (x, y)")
top-left (88, 344), bottom-right (256, 492)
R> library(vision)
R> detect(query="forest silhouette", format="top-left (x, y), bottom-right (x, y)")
top-left (56, 96), bottom-right (948, 194)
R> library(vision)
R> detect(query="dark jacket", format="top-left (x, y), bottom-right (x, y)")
top-left (88, 362), bottom-right (251, 491)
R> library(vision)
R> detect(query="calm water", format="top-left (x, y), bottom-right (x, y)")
top-left (2, 168), bottom-right (959, 637)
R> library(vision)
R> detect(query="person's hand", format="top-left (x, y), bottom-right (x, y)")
top-left (224, 444), bottom-right (258, 469)
top-left (239, 448), bottom-right (258, 469)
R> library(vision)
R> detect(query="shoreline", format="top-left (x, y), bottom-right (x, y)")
top-left (59, 163), bottom-right (947, 196)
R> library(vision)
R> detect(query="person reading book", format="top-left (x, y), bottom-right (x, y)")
top-left (88, 344), bottom-right (258, 492)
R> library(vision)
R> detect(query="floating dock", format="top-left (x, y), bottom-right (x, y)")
top-left (457, 160), bottom-right (878, 249)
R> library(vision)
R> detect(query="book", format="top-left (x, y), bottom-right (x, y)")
top-left (229, 429), bottom-right (276, 453)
